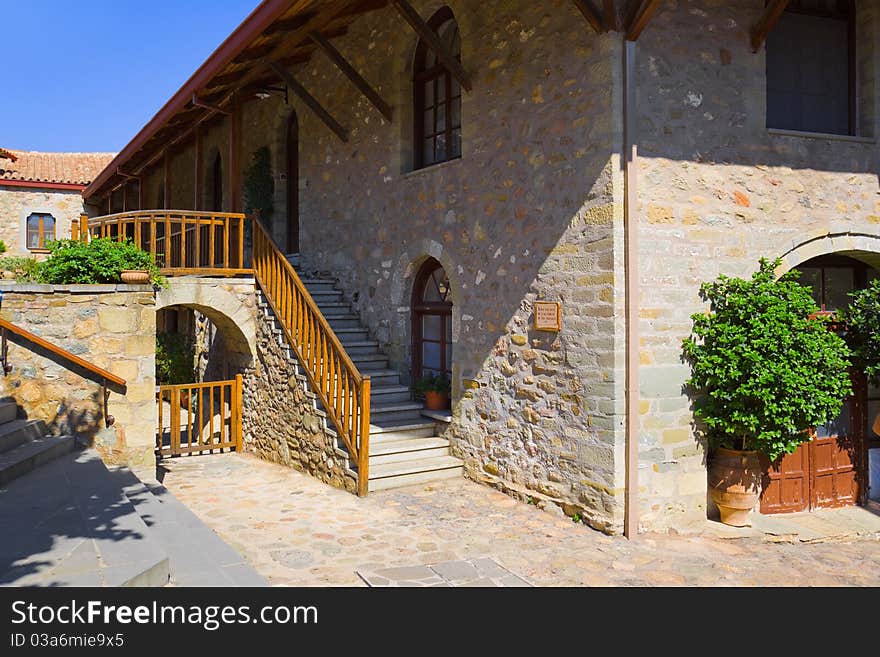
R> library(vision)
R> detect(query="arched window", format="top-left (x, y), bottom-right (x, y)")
top-left (211, 153), bottom-right (223, 212)
top-left (26, 213), bottom-right (55, 251)
top-left (413, 7), bottom-right (461, 169)
top-left (412, 258), bottom-right (452, 381)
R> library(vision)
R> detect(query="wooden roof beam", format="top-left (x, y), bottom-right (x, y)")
top-left (750, 0), bottom-right (790, 53)
top-left (269, 62), bottom-right (349, 142)
top-left (603, 0), bottom-right (618, 32)
top-left (626, 0), bottom-right (661, 41)
top-left (309, 30), bottom-right (393, 121)
top-left (389, 0), bottom-right (472, 92)
top-left (572, 0), bottom-right (605, 34)
top-left (192, 93), bottom-right (230, 115)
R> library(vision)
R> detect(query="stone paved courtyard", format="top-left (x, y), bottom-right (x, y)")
top-left (160, 453), bottom-right (880, 587)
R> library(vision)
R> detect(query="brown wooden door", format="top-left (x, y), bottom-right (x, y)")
top-left (760, 447), bottom-right (810, 513)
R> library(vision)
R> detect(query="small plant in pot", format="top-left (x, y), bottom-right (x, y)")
top-left (412, 372), bottom-right (451, 411)
top-left (682, 258), bottom-right (852, 526)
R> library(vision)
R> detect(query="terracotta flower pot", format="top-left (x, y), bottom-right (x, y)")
top-left (708, 447), bottom-right (762, 527)
top-left (120, 269), bottom-right (150, 284)
top-left (424, 391), bottom-right (449, 410)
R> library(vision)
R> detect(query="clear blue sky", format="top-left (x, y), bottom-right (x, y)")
top-left (1, 0), bottom-right (256, 152)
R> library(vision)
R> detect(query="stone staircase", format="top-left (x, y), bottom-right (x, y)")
top-left (255, 257), bottom-right (463, 492)
top-left (0, 399), bottom-right (75, 486)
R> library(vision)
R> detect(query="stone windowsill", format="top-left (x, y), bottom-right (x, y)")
top-left (401, 156), bottom-right (463, 180)
top-left (767, 128), bottom-right (876, 144)
top-left (0, 283), bottom-right (154, 293)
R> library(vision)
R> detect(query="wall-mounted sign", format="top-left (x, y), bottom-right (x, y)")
top-left (534, 301), bottom-right (561, 332)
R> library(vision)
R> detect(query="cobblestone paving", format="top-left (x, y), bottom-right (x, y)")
top-left (160, 453), bottom-right (880, 587)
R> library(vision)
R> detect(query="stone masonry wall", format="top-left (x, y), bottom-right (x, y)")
top-left (0, 284), bottom-right (157, 475)
top-left (633, 0), bottom-right (880, 529)
top-left (0, 187), bottom-right (86, 256)
top-left (242, 302), bottom-right (357, 494)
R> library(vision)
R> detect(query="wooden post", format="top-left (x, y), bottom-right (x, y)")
top-left (194, 125), bottom-right (202, 211)
top-left (234, 373), bottom-right (243, 452)
top-left (357, 377), bottom-right (371, 497)
top-left (171, 386), bottom-right (181, 455)
top-left (79, 214), bottom-right (90, 242)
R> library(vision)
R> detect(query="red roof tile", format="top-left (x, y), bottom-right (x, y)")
top-left (0, 149), bottom-right (117, 186)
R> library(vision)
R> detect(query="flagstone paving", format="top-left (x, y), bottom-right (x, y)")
top-left (160, 453), bottom-right (880, 587)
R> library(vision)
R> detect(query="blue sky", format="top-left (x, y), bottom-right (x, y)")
top-left (1, 1), bottom-right (255, 152)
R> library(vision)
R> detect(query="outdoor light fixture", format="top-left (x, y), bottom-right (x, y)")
top-left (254, 85), bottom-right (288, 103)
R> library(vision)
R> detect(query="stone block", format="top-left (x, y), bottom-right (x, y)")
top-left (124, 335), bottom-right (155, 356)
top-left (97, 308), bottom-right (136, 333)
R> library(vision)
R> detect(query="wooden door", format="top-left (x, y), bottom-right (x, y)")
top-left (811, 395), bottom-right (861, 509)
top-left (760, 447), bottom-right (810, 514)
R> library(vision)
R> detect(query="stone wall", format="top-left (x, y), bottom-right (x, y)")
top-left (633, 0), bottom-right (880, 529)
top-left (0, 186), bottom-right (85, 256)
top-left (0, 284), bottom-right (157, 475)
top-left (242, 302), bottom-right (357, 494)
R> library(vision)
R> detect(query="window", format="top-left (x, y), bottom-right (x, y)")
top-left (413, 7), bottom-right (462, 169)
top-left (26, 213), bottom-right (55, 251)
top-left (412, 258), bottom-right (452, 381)
top-left (766, 0), bottom-right (855, 135)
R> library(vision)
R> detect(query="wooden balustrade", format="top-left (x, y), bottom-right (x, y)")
top-left (87, 210), bottom-right (250, 276)
top-left (252, 221), bottom-right (371, 496)
top-left (156, 376), bottom-right (243, 457)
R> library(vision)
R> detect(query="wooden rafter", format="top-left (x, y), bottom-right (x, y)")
top-left (309, 30), bottom-right (393, 121)
top-left (750, 0), bottom-right (790, 53)
top-left (389, 0), bottom-right (472, 92)
top-left (603, 0), bottom-right (618, 32)
top-left (572, 0), bottom-right (604, 34)
top-left (626, 0), bottom-right (661, 41)
top-left (192, 93), bottom-right (230, 115)
top-left (269, 62), bottom-right (349, 142)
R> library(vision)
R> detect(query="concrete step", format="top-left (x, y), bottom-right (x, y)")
top-left (370, 385), bottom-right (412, 404)
top-left (0, 419), bottom-right (48, 454)
top-left (0, 401), bottom-right (19, 425)
top-left (309, 290), bottom-right (345, 304)
top-left (300, 279), bottom-right (338, 293)
top-left (361, 369), bottom-right (404, 387)
top-left (369, 402), bottom-right (425, 424)
top-left (369, 437), bottom-right (451, 466)
top-left (107, 469), bottom-right (268, 587)
top-left (0, 435), bottom-right (75, 486)
top-left (316, 302), bottom-right (354, 317)
top-left (351, 353), bottom-right (389, 371)
top-left (340, 340), bottom-right (381, 356)
top-left (370, 419), bottom-right (438, 439)
top-left (334, 327), bottom-right (370, 342)
top-left (327, 315), bottom-right (365, 329)
top-left (368, 455), bottom-right (464, 491)
top-left (0, 448), bottom-right (170, 587)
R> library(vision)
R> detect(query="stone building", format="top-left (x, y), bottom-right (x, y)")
top-left (0, 149), bottom-right (115, 256)
top-left (79, 0), bottom-right (880, 534)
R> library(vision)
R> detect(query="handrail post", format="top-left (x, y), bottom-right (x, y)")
top-left (357, 377), bottom-right (371, 497)
top-left (234, 373), bottom-right (243, 452)
top-left (1, 327), bottom-right (9, 375)
top-left (79, 214), bottom-right (90, 242)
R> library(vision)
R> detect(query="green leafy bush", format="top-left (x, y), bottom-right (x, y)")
top-left (38, 238), bottom-right (165, 287)
top-left (156, 332), bottom-right (195, 385)
top-left (842, 278), bottom-right (880, 385)
top-left (0, 240), bottom-right (7, 254)
top-left (0, 256), bottom-right (42, 282)
top-left (682, 258), bottom-right (853, 461)
top-left (412, 371), bottom-right (451, 395)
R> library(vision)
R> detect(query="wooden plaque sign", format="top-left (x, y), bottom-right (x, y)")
top-left (534, 301), bottom-right (561, 332)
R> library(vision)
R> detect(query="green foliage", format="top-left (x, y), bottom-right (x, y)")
top-left (155, 332), bottom-right (195, 385)
top-left (243, 146), bottom-right (274, 225)
top-left (0, 256), bottom-right (42, 282)
top-left (842, 278), bottom-right (880, 385)
top-left (682, 258), bottom-right (853, 461)
top-left (38, 238), bottom-right (165, 287)
top-left (0, 240), bottom-right (7, 254)
top-left (411, 371), bottom-right (451, 395)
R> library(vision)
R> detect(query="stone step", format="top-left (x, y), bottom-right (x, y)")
top-left (0, 401), bottom-right (19, 425)
top-left (309, 290), bottom-right (345, 304)
top-left (0, 435), bottom-right (75, 486)
top-left (369, 402), bottom-right (425, 424)
top-left (340, 340), bottom-right (381, 356)
top-left (370, 385), bottom-right (412, 404)
top-left (369, 437), bottom-right (451, 466)
top-left (327, 315), bottom-right (364, 329)
top-left (362, 369), bottom-right (403, 387)
top-left (351, 353), bottom-right (389, 371)
top-left (316, 302), bottom-right (354, 317)
top-left (300, 279), bottom-right (337, 291)
top-left (0, 447), bottom-right (170, 587)
top-left (368, 455), bottom-right (464, 491)
top-left (334, 327), bottom-right (370, 342)
top-left (107, 469), bottom-right (268, 587)
top-left (370, 419), bottom-right (437, 438)
top-left (0, 419), bottom-right (47, 454)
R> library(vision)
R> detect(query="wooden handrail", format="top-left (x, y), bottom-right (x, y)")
top-left (252, 220), bottom-right (371, 496)
top-left (88, 210), bottom-right (251, 276)
top-left (0, 317), bottom-right (126, 387)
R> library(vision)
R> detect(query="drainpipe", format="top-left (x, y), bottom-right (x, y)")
top-left (623, 37), bottom-right (640, 539)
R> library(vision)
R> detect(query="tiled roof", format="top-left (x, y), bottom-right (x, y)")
top-left (0, 149), bottom-right (117, 186)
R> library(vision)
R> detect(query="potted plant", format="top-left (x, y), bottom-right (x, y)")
top-left (683, 258), bottom-right (852, 526)
top-left (413, 372), bottom-right (451, 410)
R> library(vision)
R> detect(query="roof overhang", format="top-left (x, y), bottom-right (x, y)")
top-left (0, 179), bottom-right (86, 191)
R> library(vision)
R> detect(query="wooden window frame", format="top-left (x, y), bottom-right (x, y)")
top-left (413, 7), bottom-right (462, 170)
top-left (26, 213), bottom-right (55, 252)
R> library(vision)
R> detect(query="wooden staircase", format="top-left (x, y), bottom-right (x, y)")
top-left (256, 256), bottom-right (463, 492)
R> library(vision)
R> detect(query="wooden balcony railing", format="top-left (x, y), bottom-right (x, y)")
top-left (0, 317), bottom-right (126, 427)
top-left (157, 377), bottom-right (242, 457)
top-left (86, 210), bottom-right (250, 275)
top-left (252, 220), bottom-right (371, 496)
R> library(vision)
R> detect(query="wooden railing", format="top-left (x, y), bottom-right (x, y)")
top-left (156, 376), bottom-right (242, 457)
top-left (86, 210), bottom-right (250, 275)
top-left (0, 317), bottom-right (126, 427)
top-left (252, 221), bottom-right (371, 496)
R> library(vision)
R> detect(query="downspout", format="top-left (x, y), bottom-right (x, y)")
top-left (623, 37), bottom-right (640, 539)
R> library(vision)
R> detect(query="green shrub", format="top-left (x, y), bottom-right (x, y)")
top-left (412, 371), bottom-right (451, 395)
top-left (0, 240), bottom-right (7, 254)
top-left (0, 256), bottom-right (42, 282)
top-left (38, 238), bottom-right (165, 287)
top-left (156, 332), bottom-right (195, 385)
top-left (682, 258), bottom-right (853, 461)
top-left (842, 278), bottom-right (880, 385)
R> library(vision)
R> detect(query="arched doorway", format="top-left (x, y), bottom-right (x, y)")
top-left (761, 254), bottom-right (880, 513)
top-left (411, 258), bottom-right (452, 383)
top-left (286, 111), bottom-right (299, 254)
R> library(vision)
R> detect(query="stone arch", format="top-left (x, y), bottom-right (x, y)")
top-left (775, 231), bottom-right (880, 276)
top-left (156, 279), bottom-right (257, 364)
